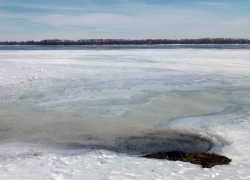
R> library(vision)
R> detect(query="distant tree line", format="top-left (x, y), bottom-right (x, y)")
top-left (0, 38), bottom-right (250, 45)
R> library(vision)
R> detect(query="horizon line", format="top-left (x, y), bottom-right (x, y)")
top-left (1, 38), bottom-right (250, 42)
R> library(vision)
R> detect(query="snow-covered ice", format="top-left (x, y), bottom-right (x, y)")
top-left (0, 45), bottom-right (250, 179)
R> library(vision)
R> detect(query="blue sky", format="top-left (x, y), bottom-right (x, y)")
top-left (0, 0), bottom-right (250, 41)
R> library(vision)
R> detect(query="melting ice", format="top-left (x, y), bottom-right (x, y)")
top-left (0, 45), bottom-right (250, 179)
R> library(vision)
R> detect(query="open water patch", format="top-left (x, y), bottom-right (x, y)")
top-left (66, 132), bottom-right (213, 156)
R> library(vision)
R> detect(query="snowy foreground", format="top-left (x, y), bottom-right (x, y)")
top-left (0, 46), bottom-right (250, 179)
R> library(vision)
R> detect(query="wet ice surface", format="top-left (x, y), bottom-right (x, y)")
top-left (0, 46), bottom-right (250, 179)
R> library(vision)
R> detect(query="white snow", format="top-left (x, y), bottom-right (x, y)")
top-left (0, 46), bottom-right (250, 179)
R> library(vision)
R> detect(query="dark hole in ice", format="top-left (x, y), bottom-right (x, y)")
top-left (66, 133), bottom-right (231, 168)
top-left (107, 135), bottom-right (212, 155)
top-left (68, 133), bottom-right (212, 155)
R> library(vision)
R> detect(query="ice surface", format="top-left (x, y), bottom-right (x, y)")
top-left (0, 46), bottom-right (250, 179)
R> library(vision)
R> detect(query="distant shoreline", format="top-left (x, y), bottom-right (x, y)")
top-left (1, 38), bottom-right (250, 45)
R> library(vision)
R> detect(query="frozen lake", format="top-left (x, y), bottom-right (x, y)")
top-left (0, 45), bottom-right (250, 179)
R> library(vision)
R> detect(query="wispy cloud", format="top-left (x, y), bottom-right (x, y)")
top-left (0, 1), bottom-right (84, 11)
top-left (32, 13), bottom-right (132, 27)
top-left (194, 2), bottom-right (231, 7)
top-left (27, 7), bottom-right (213, 27)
